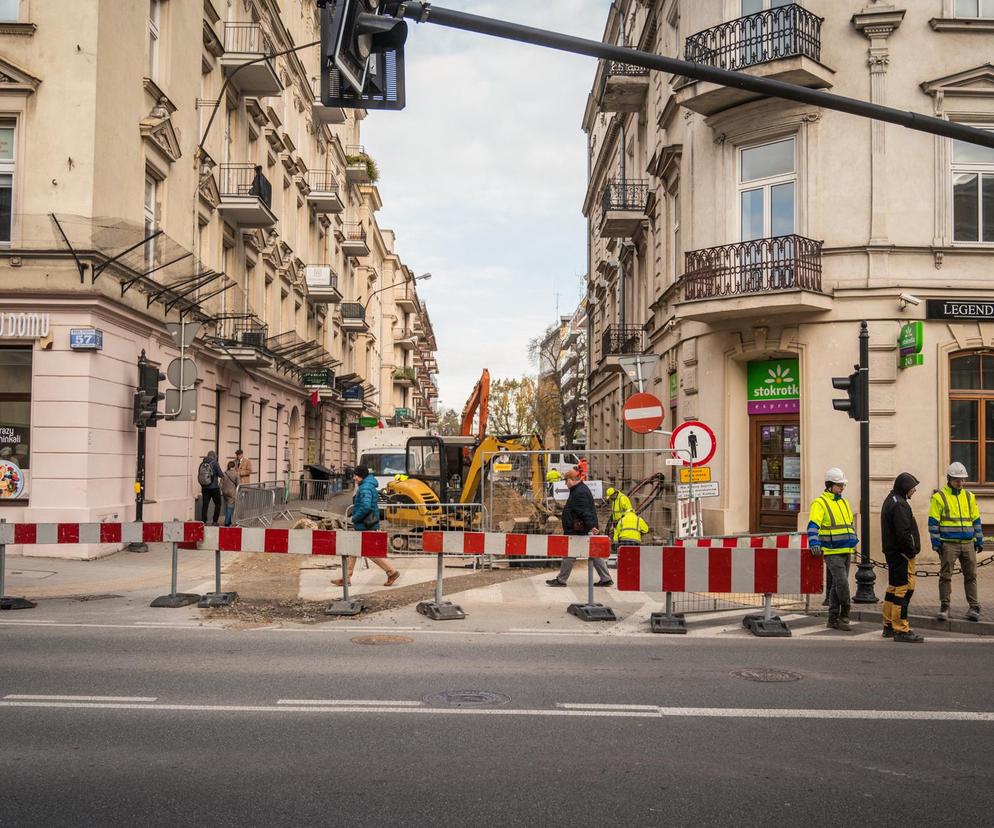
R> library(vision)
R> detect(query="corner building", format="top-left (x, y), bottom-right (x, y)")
top-left (583, 1), bottom-right (994, 545)
top-left (0, 1), bottom-right (437, 556)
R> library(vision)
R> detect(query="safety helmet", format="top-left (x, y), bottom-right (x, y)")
top-left (946, 462), bottom-right (969, 479)
top-left (606, 487), bottom-right (617, 499)
top-left (393, 473), bottom-right (409, 482)
top-left (545, 470), bottom-right (562, 483)
top-left (825, 468), bottom-right (847, 485)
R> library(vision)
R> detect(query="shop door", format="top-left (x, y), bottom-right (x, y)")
top-left (750, 415), bottom-right (801, 533)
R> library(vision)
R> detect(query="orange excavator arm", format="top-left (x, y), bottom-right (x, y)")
top-left (460, 368), bottom-right (490, 440)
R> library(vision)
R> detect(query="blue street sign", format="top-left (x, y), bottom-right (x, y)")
top-left (69, 328), bottom-right (103, 350)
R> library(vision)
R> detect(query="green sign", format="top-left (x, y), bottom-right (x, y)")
top-left (395, 407), bottom-right (411, 417)
top-left (359, 417), bottom-right (379, 427)
top-left (747, 358), bottom-right (800, 414)
top-left (302, 369), bottom-right (332, 387)
top-left (668, 372), bottom-right (678, 401)
top-left (898, 321), bottom-right (924, 369)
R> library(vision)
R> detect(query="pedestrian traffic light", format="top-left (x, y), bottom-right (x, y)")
top-left (319, 0), bottom-right (407, 110)
top-left (831, 367), bottom-right (867, 421)
top-left (134, 363), bottom-right (166, 428)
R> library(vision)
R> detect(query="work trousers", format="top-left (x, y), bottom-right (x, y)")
top-left (883, 554), bottom-right (916, 634)
top-left (938, 541), bottom-right (980, 610)
top-left (555, 555), bottom-right (611, 583)
top-left (824, 553), bottom-right (852, 621)
top-left (200, 488), bottom-right (221, 524)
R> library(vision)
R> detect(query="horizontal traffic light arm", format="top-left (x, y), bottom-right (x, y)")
top-left (389, 2), bottom-right (994, 150)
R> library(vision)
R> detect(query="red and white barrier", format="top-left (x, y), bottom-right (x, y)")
top-left (617, 540), bottom-right (822, 595)
top-left (0, 522), bottom-right (204, 546)
top-left (676, 534), bottom-right (809, 549)
top-left (422, 531), bottom-right (610, 558)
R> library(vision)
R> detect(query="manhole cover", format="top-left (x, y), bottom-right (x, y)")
top-left (732, 668), bottom-right (803, 683)
top-left (423, 690), bottom-right (511, 708)
top-left (350, 635), bottom-right (414, 646)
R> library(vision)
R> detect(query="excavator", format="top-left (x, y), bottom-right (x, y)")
top-left (381, 369), bottom-right (546, 546)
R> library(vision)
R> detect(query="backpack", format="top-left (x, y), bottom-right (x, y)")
top-left (197, 459), bottom-right (215, 487)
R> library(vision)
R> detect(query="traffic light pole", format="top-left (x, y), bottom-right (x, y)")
top-left (853, 321), bottom-right (877, 603)
top-left (389, 2), bottom-right (994, 150)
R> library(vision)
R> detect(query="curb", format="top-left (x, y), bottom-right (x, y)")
top-left (810, 608), bottom-right (993, 636)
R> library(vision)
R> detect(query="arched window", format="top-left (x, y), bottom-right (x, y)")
top-left (949, 350), bottom-right (994, 484)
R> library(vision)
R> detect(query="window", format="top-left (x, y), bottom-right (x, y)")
top-left (949, 351), bottom-right (994, 484)
top-left (0, 0), bottom-right (18, 22)
top-left (0, 348), bottom-right (32, 502)
top-left (671, 189), bottom-right (681, 282)
top-left (148, 0), bottom-right (162, 80)
top-left (739, 136), bottom-right (796, 241)
top-left (742, 0), bottom-right (792, 14)
top-left (955, 0), bottom-right (994, 17)
top-left (0, 122), bottom-right (13, 244)
top-left (952, 128), bottom-right (994, 244)
top-left (144, 174), bottom-right (157, 270)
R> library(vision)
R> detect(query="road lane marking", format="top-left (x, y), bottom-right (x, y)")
top-left (557, 703), bottom-right (659, 711)
top-left (4, 694), bottom-right (157, 702)
top-left (277, 699), bottom-right (423, 707)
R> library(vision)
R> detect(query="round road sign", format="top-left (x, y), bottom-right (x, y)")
top-left (623, 392), bottom-right (665, 434)
top-left (670, 420), bottom-right (717, 466)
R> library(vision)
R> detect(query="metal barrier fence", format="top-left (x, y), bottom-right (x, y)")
top-left (233, 477), bottom-right (346, 526)
top-left (377, 501), bottom-right (488, 555)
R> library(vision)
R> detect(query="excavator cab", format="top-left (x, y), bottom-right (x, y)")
top-left (404, 435), bottom-right (476, 502)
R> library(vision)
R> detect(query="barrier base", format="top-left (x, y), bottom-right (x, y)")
top-left (324, 598), bottom-right (364, 616)
top-left (567, 602), bottom-right (617, 622)
top-left (150, 592), bottom-right (201, 608)
top-left (417, 600), bottom-right (466, 621)
top-left (743, 612), bottom-right (792, 638)
top-left (0, 595), bottom-right (37, 611)
top-left (649, 612), bottom-right (687, 634)
top-left (198, 591), bottom-right (239, 609)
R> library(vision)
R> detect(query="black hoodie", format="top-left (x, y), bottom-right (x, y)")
top-left (880, 472), bottom-right (921, 558)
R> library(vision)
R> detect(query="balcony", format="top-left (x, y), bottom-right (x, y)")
top-left (676, 235), bottom-right (830, 322)
top-left (345, 145), bottom-right (375, 185)
top-left (340, 222), bottom-right (370, 258)
top-left (395, 283), bottom-right (419, 314)
top-left (339, 301), bottom-right (369, 332)
top-left (598, 60), bottom-right (650, 113)
top-left (599, 325), bottom-right (644, 374)
top-left (600, 179), bottom-right (647, 239)
top-left (220, 23), bottom-right (282, 97)
top-left (210, 315), bottom-right (273, 368)
top-left (305, 171), bottom-right (344, 214)
top-left (677, 4), bottom-right (832, 116)
top-left (393, 367), bottom-right (416, 386)
top-left (304, 265), bottom-right (342, 305)
top-left (393, 327), bottom-right (417, 349)
top-left (311, 77), bottom-right (346, 125)
top-left (217, 164), bottom-right (277, 228)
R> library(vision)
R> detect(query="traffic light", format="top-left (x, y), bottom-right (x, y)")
top-left (134, 363), bottom-right (166, 428)
top-left (832, 366), bottom-right (867, 421)
top-left (319, 0), bottom-right (407, 110)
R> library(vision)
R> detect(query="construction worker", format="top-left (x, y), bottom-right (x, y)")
top-left (605, 487), bottom-right (632, 533)
top-left (928, 462), bottom-right (983, 622)
top-left (545, 469), bottom-right (563, 499)
top-left (613, 506), bottom-right (649, 546)
top-left (806, 468), bottom-right (858, 631)
top-left (881, 472), bottom-right (925, 643)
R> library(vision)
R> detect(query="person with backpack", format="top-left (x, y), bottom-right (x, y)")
top-left (332, 466), bottom-right (400, 587)
top-left (197, 451), bottom-right (224, 525)
top-left (220, 460), bottom-right (241, 527)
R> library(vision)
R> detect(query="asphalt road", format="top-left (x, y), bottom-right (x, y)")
top-left (1, 623), bottom-right (993, 827)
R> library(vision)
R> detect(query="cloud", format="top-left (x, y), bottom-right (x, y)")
top-left (363, 0), bottom-right (606, 408)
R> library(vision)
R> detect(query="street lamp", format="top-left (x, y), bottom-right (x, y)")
top-left (362, 271), bottom-right (431, 310)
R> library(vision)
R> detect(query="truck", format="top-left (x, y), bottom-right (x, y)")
top-left (356, 426), bottom-right (428, 490)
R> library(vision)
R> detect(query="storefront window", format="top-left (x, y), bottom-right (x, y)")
top-left (0, 347), bottom-right (31, 501)
top-left (949, 350), bottom-right (994, 483)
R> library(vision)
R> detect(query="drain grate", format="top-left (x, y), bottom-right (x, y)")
top-left (423, 690), bottom-right (511, 708)
top-left (350, 635), bottom-right (414, 646)
top-left (732, 668), bottom-right (803, 683)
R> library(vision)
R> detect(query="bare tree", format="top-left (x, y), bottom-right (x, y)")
top-left (435, 407), bottom-right (461, 435)
top-left (529, 321), bottom-right (584, 449)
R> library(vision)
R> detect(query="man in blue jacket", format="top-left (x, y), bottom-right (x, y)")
top-left (332, 466), bottom-right (401, 587)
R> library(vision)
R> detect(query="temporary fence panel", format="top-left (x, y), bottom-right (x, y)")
top-left (422, 531), bottom-right (611, 558)
top-left (377, 502), bottom-right (488, 554)
top-left (233, 482), bottom-right (280, 526)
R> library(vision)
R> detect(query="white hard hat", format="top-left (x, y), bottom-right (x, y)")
top-left (825, 467), bottom-right (847, 485)
top-left (946, 462), bottom-right (969, 479)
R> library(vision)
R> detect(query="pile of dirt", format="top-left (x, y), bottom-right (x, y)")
top-left (490, 484), bottom-right (558, 533)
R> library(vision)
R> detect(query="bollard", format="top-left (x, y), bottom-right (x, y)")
top-left (416, 553), bottom-right (465, 620)
top-left (324, 553), bottom-right (364, 616)
top-left (649, 591), bottom-right (687, 634)
top-left (742, 593), bottom-right (792, 637)
top-left (198, 549), bottom-right (238, 608)
top-left (0, 538), bottom-right (37, 611)
top-left (150, 542), bottom-right (201, 608)
top-left (567, 557), bottom-right (617, 622)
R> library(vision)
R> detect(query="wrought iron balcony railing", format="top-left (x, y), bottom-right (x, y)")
top-left (606, 60), bottom-right (649, 77)
top-left (602, 179), bottom-right (649, 213)
top-left (343, 222), bottom-right (367, 243)
top-left (684, 4), bottom-right (822, 72)
top-left (213, 315), bottom-right (269, 350)
top-left (218, 164), bottom-right (272, 208)
top-left (601, 324), bottom-right (644, 358)
top-left (340, 301), bottom-right (366, 322)
top-left (306, 170), bottom-right (339, 193)
top-left (681, 234), bottom-right (823, 301)
top-left (223, 22), bottom-right (269, 55)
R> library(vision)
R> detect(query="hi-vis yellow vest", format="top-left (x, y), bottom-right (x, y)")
top-left (614, 510), bottom-right (648, 543)
top-left (808, 494), bottom-right (858, 553)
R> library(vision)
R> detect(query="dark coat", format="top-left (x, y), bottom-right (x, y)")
top-left (561, 481), bottom-right (599, 536)
top-left (880, 472), bottom-right (921, 558)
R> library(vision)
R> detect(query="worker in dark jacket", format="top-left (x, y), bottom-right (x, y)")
top-left (881, 472), bottom-right (925, 643)
top-left (546, 469), bottom-right (612, 587)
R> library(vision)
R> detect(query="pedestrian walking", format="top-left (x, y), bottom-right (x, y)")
top-left (546, 469), bottom-right (612, 587)
top-left (332, 466), bottom-right (400, 587)
top-left (928, 462), bottom-right (983, 622)
top-left (806, 467), bottom-right (858, 631)
top-left (235, 448), bottom-right (253, 485)
top-left (220, 460), bottom-right (240, 527)
top-left (881, 472), bottom-right (925, 643)
top-left (197, 450), bottom-right (224, 525)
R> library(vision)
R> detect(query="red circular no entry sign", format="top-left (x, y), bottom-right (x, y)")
top-left (623, 392), bottom-right (665, 434)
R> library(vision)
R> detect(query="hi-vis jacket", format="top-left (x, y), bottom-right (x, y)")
top-left (608, 491), bottom-right (633, 523)
top-left (613, 509), bottom-right (649, 543)
top-left (928, 485), bottom-right (982, 548)
top-left (806, 492), bottom-right (858, 554)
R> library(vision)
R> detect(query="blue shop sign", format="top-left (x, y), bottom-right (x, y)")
top-left (69, 328), bottom-right (103, 350)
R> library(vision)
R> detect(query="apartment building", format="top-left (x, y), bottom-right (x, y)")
top-left (0, 0), bottom-right (436, 556)
top-left (583, 0), bottom-right (994, 541)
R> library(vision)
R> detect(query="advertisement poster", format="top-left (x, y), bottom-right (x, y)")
top-left (0, 423), bottom-right (29, 500)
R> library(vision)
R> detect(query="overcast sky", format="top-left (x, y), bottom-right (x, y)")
top-left (362, 0), bottom-right (607, 411)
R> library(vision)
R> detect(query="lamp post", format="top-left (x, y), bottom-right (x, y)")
top-left (362, 271), bottom-right (432, 311)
